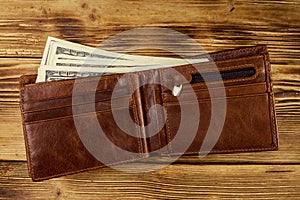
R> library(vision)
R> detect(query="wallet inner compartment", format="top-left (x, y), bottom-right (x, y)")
top-left (190, 66), bottom-right (256, 84)
top-left (163, 93), bottom-right (274, 155)
top-left (162, 82), bottom-right (267, 103)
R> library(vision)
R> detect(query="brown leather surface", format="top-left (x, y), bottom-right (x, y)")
top-left (19, 45), bottom-right (278, 181)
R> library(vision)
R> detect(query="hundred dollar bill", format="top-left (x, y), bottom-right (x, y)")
top-left (37, 67), bottom-right (107, 82)
top-left (41, 37), bottom-right (132, 66)
top-left (37, 37), bottom-right (210, 82)
top-left (42, 37), bottom-right (208, 67)
top-left (37, 65), bottom-right (157, 82)
top-left (37, 65), bottom-right (162, 82)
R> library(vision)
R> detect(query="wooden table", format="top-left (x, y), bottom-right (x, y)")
top-left (0, 0), bottom-right (299, 199)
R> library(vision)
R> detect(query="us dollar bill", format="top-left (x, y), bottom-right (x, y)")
top-left (37, 65), bottom-right (160, 82)
top-left (42, 37), bottom-right (208, 67)
top-left (38, 68), bottom-right (108, 82)
top-left (37, 37), bottom-right (209, 82)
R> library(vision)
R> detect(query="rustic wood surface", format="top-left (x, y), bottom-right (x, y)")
top-left (0, 0), bottom-right (299, 199)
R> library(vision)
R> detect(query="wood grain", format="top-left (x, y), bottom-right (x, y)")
top-left (0, 162), bottom-right (299, 199)
top-left (0, 0), bottom-right (299, 199)
top-left (0, 0), bottom-right (299, 58)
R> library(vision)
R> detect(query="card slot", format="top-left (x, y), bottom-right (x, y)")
top-left (23, 104), bottom-right (143, 180)
top-left (163, 93), bottom-right (274, 154)
top-left (22, 85), bottom-right (131, 104)
top-left (163, 93), bottom-right (269, 106)
top-left (189, 66), bottom-right (256, 84)
top-left (182, 81), bottom-right (267, 93)
top-left (179, 64), bottom-right (261, 88)
top-left (159, 55), bottom-right (266, 94)
top-left (162, 82), bottom-right (267, 103)
top-left (23, 92), bottom-right (133, 114)
top-left (20, 73), bottom-right (133, 103)
top-left (23, 105), bottom-right (137, 125)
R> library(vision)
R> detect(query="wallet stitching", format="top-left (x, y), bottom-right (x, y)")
top-left (162, 83), bottom-right (267, 102)
top-left (137, 71), bottom-right (163, 153)
top-left (160, 49), bottom-right (276, 155)
top-left (22, 73), bottom-right (123, 90)
top-left (269, 91), bottom-right (278, 148)
top-left (23, 106), bottom-right (146, 180)
top-left (169, 55), bottom-right (263, 74)
top-left (163, 93), bottom-right (272, 155)
top-left (23, 106), bottom-right (136, 125)
top-left (163, 93), bottom-right (268, 106)
top-left (262, 54), bottom-right (277, 148)
top-left (162, 64), bottom-right (259, 92)
top-left (129, 74), bottom-right (143, 155)
top-left (22, 55), bottom-right (262, 91)
top-left (179, 64), bottom-right (259, 85)
top-left (148, 74), bottom-right (162, 153)
top-left (137, 74), bottom-right (147, 153)
top-left (210, 55), bottom-right (264, 65)
top-left (160, 65), bottom-right (258, 155)
top-left (23, 96), bottom-right (133, 114)
top-left (30, 156), bottom-right (147, 181)
top-left (144, 72), bottom-right (161, 154)
top-left (21, 75), bottom-right (146, 180)
top-left (23, 88), bottom-right (131, 104)
top-left (166, 146), bottom-right (276, 156)
top-left (203, 46), bottom-right (267, 61)
top-left (23, 95), bottom-right (134, 114)
top-left (177, 82), bottom-right (267, 94)
top-left (160, 70), bottom-right (173, 155)
top-left (20, 45), bottom-right (278, 180)
top-left (155, 71), bottom-right (163, 153)
top-left (19, 87), bottom-right (35, 179)
top-left (264, 54), bottom-right (278, 149)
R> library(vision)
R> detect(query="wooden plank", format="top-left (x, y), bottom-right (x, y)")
top-left (0, 161), bottom-right (299, 199)
top-left (0, 0), bottom-right (299, 60)
top-left (0, 0), bottom-right (298, 199)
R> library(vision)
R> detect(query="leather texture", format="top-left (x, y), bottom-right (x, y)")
top-left (19, 45), bottom-right (278, 181)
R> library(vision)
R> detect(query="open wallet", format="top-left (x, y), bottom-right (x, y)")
top-left (19, 45), bottom-right (278, 181)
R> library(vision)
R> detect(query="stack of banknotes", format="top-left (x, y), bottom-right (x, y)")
top-left (37, 37), bottom-right (208, 82)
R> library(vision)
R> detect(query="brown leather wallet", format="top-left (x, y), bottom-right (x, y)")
top-left (19, 45), bottom-right (278, 181)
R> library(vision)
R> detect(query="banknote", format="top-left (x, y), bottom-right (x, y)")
top-left (37, 37), bottom-right (209, 82)
top-left (37, 67), bottom-right (107, 82)
top-left (37, 64), bottom-right (162, 82)
top-left (42, 37), bottom-right (206, 66)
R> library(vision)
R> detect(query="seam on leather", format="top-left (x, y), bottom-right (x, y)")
top-left (20, 74), bottom-right (145, 181)
top-left (19, 45), bottom-right (278, 180)
top-left (172, 55), bottom-right (263, 74)
top-left (162, 82), bottom-right (267, 100)
top-left (264, 54), bottom-right (279, 149)
top-left (159, 70), bottom-right (173, 155)
top-left (22, 87), bottom-right (131, 104)
top-left (30, 156), bottom-right (146, 181)
top-left (19, 83), bottom-right (35, 179)
top-left (21, 73), bottom-right (123, 90)
top-left (23, 97), bottom-right (133, 114)
top-left (23, 106), bottom-right (136, 125)
top-left (168, 146), bottom-right (276, 156)
top-left (160, 47), bottom-right (276, 156)
top-left (129, 74), bottom-right (143, 155)
top-left (201, 45), bottom-right (267, 61)
top-left (179, 64), bottom-right (259, 86)
top-left (145, 71), bottom-right (163, 153)
top-left (163, 93), bottom-right (268, 106)
top-left (156, 72), bottom-right (163, 153)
